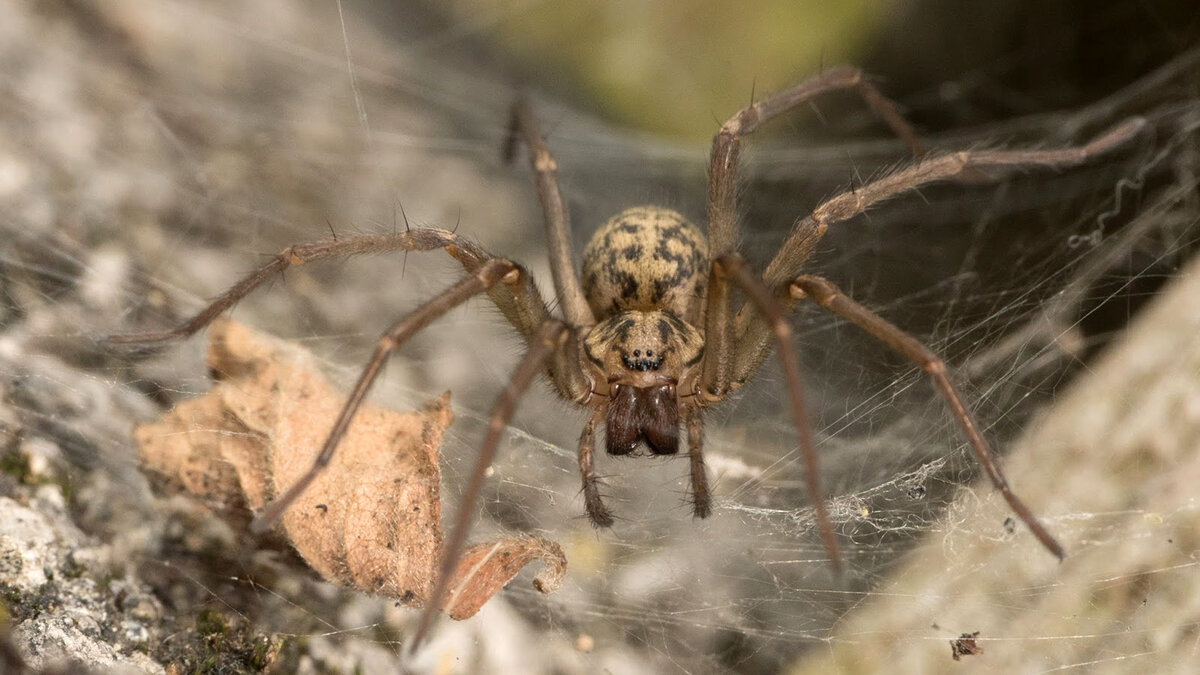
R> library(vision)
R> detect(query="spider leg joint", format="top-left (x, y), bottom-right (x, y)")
top-left (533, 151), bottom-right (557, 173)
top-left (791, 276), bottom-right (836, 308)
top-left (922, 359), bottom-right (947, 376)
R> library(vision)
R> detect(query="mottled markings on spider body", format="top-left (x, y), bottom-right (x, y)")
top-left (581, 308), bottom-right (704, 377)
top-left (582, 206), bottom-right (708, 320)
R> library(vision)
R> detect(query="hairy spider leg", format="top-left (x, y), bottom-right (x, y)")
top-left (792, 274), bottom-right (1065, 559)
top-left (411, 320), bottom-right (567, 649)
top-left (710, 117), bottom-right (1144, 571)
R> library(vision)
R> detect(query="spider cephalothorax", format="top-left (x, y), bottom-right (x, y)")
top-left (110, 65), bottom-right (1144, 645)
top-left (581, 306), bottom-right (703, 456)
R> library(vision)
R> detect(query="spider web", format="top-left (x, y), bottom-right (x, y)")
top-left (1, 1), bottom-right (1199, 673)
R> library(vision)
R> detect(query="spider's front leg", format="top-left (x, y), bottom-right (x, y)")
top-left (250, 257), bottom-right (529, 530)
top-left (413, 318), bottom-right (573, 647)
top-left (708, 254), bottom-right (843, 572)
top-left (106, 229), bottom-right (547, 345)
top-left (685, 407), bottom-right (712, 519)
top-left (703, 67), bottom-right (926, 397)
top-left (714, 253), bottom-right (1069, 572)
top-left (107, 222), bottom-right (593, 541)
top-left (789, 274), bottom-right (1065, 559)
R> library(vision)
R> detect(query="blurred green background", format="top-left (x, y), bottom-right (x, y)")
top-left (428, 0), bottom-right (1197, 139)
top-left (436, 0), bottom-right (883, 138)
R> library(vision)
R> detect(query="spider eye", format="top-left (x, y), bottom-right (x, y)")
top-left (621, 350), bottom-right (665, 371)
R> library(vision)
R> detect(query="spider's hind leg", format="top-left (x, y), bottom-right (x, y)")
top-left (504, 97), bottom-right (595, 330)
top-left (707, 65), bottom-right (925, 257)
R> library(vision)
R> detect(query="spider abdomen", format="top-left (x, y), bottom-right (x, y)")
top-left (581, 206), bottom-right (707, 320)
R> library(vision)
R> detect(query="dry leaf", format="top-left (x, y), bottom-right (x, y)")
top-left (135, 319), bottom-right (566, 619)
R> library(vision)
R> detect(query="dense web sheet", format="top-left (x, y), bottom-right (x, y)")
top-left (1, 1), bottom-right (1198, 673)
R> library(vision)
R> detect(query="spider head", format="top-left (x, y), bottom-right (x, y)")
top-left (582, 310), bottom-right (703, 455)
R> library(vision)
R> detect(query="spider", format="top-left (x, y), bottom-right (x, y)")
top-left (110, 66), bottom-right (1143, 646)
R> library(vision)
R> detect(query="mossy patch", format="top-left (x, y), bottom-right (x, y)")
top-left (154, 606), bottom-right (295, 674)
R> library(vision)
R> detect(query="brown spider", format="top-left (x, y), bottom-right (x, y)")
top-left (110, 66), bottom-right (1144, 646)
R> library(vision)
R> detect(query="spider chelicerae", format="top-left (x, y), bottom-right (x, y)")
top-left (111, 66), bottom-right (1143, 643)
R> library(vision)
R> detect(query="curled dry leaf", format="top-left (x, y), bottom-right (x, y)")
top-left (134, 319), bottom-right (566, 619)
